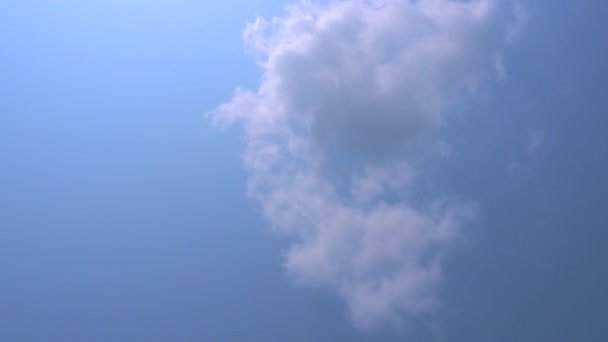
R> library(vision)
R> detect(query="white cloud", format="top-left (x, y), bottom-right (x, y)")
top-left (495, 53), bottom-right (508, 80)
top-left (209, 0), bottom-right (516, 331)
top-left (507, 0), bottom-right (528, 43)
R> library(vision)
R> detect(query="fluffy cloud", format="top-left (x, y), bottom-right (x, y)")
top-left (210, 0), bottom-right (515, 331)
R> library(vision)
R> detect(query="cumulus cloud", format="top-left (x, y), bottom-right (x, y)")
top-left (209, 0), bottom-right (517, 331)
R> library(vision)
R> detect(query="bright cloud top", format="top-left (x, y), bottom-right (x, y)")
top-left (210, 0), bottom-right (513, 330)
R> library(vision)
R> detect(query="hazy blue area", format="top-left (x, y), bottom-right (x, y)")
top-left (1, 1), bottom-right (607, 341)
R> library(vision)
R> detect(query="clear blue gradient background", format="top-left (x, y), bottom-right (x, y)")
top-left (1, 1), bottom-right (607, 341)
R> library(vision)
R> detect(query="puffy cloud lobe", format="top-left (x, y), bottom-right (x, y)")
top-left (210, 0), bottom-right (510, 331)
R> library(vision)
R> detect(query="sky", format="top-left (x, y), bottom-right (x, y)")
top-left (0, 0), bottom-right (607, 341)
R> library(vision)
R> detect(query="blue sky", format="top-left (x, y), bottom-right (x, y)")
top-left (1, 1), bottom-right (607, 341)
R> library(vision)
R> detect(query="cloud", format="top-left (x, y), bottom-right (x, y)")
top-left (209, 0), bottom-right (516, 331)
top-left (528, 130), bottom-right (544, 152)
top-left (507, 0), bottom-right (528, 43)
top-left (495, 53), bottom-right (508, 80)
